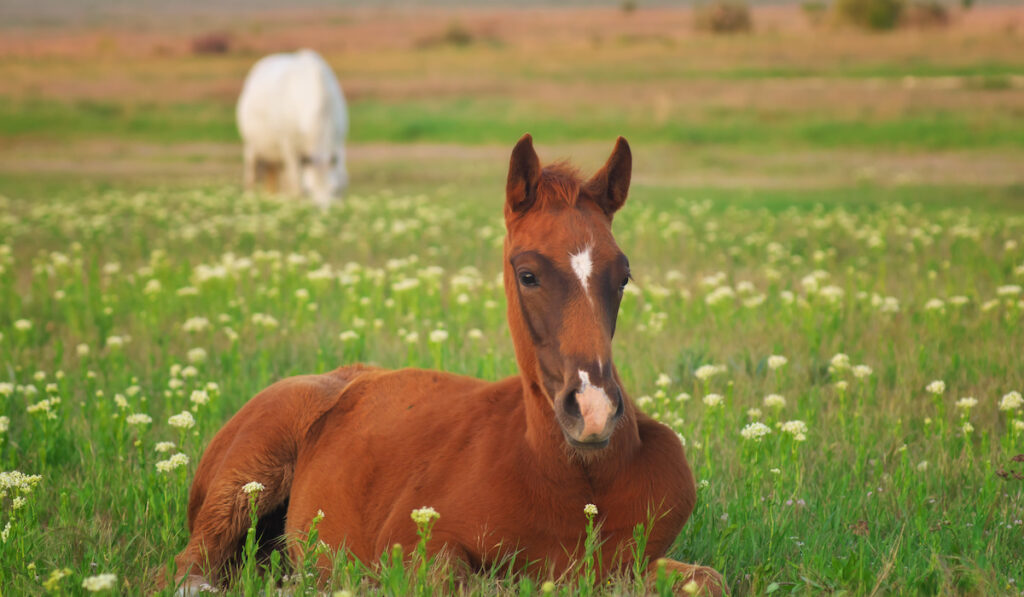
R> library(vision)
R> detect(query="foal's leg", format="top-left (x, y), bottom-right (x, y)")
top-left (172, 371), bottom-right (364, 589)
top-left (649, 559), bottom-right (725, 596)
top-left (172, 408), bottom-right (297, 588)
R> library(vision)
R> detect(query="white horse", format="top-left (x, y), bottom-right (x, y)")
top-left (236, 49), bottom-right (348, 209)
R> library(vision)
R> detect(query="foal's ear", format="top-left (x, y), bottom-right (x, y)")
top-left (506, 133), bottom-right (542, 214)
top-left (585, 136), bottom-right (631, 217)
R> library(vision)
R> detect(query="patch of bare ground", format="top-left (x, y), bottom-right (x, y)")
top-left (3, 139), bottom-right (1021, 191)
top-left (1, 6), bottom-right (1022, 115)
top-left (2, 5), bottom-right (1021, 56)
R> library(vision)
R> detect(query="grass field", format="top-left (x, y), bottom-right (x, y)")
top-left (1, 3), bottom-right (1023, 595)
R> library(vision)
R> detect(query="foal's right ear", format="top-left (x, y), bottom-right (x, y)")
top-left (506, 133), bottom-right (542, 214)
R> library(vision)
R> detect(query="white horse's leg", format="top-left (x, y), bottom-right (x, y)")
top-left (242, 145), bottom-right (257, 192)
top-left (281, 140), bottom-right (302, 197)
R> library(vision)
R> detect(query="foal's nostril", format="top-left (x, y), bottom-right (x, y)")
top-left (563, 389), bottom-right (582, 420)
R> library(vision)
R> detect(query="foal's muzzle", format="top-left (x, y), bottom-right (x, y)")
top-left (555, 374), bottom-right (624, 449)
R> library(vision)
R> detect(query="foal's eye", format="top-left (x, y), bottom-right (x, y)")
top-left (619, 274), bottom-right (630, 290)
top-left (518, 271), bottom-right (539, 287)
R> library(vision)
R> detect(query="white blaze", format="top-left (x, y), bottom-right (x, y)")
top-left (570, 246), bottom-right (593, 299)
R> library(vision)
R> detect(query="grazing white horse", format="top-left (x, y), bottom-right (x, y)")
top-left (236, 49), bottom-right (348, 209)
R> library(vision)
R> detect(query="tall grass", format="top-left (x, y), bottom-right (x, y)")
top-left (0, 184), bottom-right (1021, 594)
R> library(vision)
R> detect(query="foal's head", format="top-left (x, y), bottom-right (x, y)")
top-left (503, 134), bottom-right (633, 452)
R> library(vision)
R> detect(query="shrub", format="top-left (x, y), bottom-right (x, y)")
top-left (190, 32), bottom-right (231, 55)
top-left (694, 0), bottom-right (753, 34)
top-left (834, 0), bottom-right (904, 30)
top-left (801, 0), bottom-right (829, 25)
top-left (416, 21), bottom-right (476, 49)
top-left (902, 0), bottom-right (950, 28)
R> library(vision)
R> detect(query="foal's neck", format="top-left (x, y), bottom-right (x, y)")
top-left (519, 375), bottom-right (641, 482)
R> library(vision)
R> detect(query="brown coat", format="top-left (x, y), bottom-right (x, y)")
top-left (172, 135), bottom-right (723, 595)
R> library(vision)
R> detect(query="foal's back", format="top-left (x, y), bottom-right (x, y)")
top-left (286, 368), bottom-right (546, 561)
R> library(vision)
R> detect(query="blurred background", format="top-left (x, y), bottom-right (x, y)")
top-left (0, 0), bottom-right (1022, 206)
top-left (1, 4), bottom-right (1022, 593)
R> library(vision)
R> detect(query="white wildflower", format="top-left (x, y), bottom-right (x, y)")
top-left (781, 420), bottom-right (808, 438)
top-left (767, 355), bottom-right (788, 370)
top-left (695, 364), bottom-right (726, 381)
top-left (126, 413), bottom-right (152, 425)
top-left (154, 441), bottom-right (176, 453)
top-left (926, 380), bottom-right (946, 395)
top-left (702, 393), bottom-right (724, 408)
top-left (955, 397), bottom-right (977, 410)
top-left (829, 353), bottom-right (851, 372)
top-left (999, 391), bottom-right (1023, 412)
top-left (740, 422), bottom-right (772, 442)
top-left (168, 411), bottom-right (195, 429)
top-left (852, 365), bottom-right (873, 379)
top-left (704, 285), bottom-right (735, 305)
top-left (410, 506), bottom-right (440, 525)
top-left (156, 452), bottom-right (189, 472)
top-left (182, 317), bottom-right (211, 333)
top-left (242, 481), bottom-right (265, 495)
top-left (187, 348), bottom-right (207, 364)
top-left (190, 390), bottom-right (210, 406)
top-left (82, 573), bottom-right (117, 592)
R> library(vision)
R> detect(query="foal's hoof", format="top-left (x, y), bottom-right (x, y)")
top-left (655, 559), bottom-right (726, 596)
top-left (175, 574), bottom-right (219, 595)
top-left (682, 565), bottom-right (725, 596)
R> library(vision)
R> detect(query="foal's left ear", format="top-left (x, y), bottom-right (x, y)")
top-left (585, 136), bottom-right (631, 217)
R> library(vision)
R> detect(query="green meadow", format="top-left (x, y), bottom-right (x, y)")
top-left (4, 94), bottom-right (1024, 150)
top-left (1, 4), bottom-right (1023, 595)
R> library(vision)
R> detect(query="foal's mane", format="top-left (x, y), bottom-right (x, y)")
top-left (536, 162), bottom-right (583, 210)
